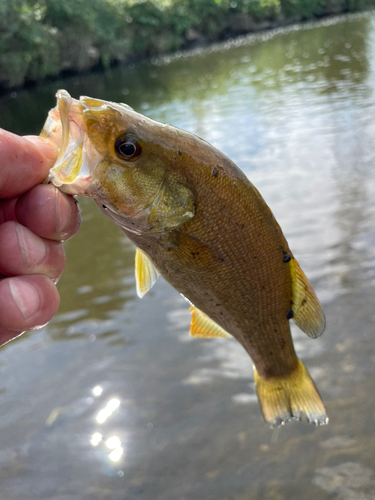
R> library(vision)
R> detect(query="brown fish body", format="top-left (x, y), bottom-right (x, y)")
top-left (43, 90), bottom-right (327, 426)
top-left (118, 138), bottom-right (298, 379)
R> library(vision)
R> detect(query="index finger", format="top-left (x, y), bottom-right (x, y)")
top-left (0, 129), bottom-right (58, 199)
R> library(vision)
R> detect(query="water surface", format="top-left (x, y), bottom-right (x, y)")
top-left (1, 12), bottom-right (375, 499)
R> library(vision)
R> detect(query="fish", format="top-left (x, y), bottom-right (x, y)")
top-left (41, 89), bottom-right (328, 427)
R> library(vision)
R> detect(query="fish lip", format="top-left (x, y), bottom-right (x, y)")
top-left (44, 89), bottom-right (103, 196)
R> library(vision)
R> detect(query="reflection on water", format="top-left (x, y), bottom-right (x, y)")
top-left (1, 10), bottom-right (375, 500)
top-left (314, 462), bottom-right (375, 499)
top-left (96, 398), bottom-right (120, 424)
top-left (92, 385), bottom-right (103, 396)
top-left (88, 385), bottom-right (125, 465)
top-left (90, 432), bottom-right (102, 446)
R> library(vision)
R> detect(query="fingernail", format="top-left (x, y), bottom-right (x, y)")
top-left (16, 224), bottom-right (46, 268)
top-left (24, 136), bottom-right (59, 161)
top-left (56, 191), bottom-right (74, 235)
top-left (9, 279), bottom-right (40, 320)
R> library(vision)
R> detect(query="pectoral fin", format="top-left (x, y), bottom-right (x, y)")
top-left (189, 306), bottom-right (231, 338)
top-left (135, 248), bottom-right (160, 298)
top-left (290, 258), bottom-right (325, 338)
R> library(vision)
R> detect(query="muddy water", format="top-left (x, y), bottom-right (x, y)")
top-left (1, 11), bottom-right (375, 500)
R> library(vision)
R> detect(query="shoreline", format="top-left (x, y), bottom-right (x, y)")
top-left (1, 6), bottom-right (374, 98)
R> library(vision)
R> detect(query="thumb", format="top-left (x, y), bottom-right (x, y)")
top-left (0, 129), bottom-right (58, 199)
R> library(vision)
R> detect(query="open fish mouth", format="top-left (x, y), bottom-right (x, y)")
top-left (41, 89), bottom-right (103, 196)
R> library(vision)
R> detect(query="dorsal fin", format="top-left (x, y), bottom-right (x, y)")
top-left (189, 306), bottom-right (231, 338)
top-left (290, 258), bottom-right (325, 338)
top-left (135, 248), bottom-right (160, 298)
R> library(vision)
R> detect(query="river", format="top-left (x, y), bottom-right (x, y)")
top-left (1, 11), bottom-right (375, 500)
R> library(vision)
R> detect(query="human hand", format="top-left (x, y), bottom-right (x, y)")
top-left (0, 129), bottom-right (81, 345)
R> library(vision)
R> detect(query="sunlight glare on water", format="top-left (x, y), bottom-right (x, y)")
top-left (92, 385), bottom-right (103, 397)
top-left (90, 432), bottom-right (102, 446)
top-left (96, 398), bottom-right (121, 424)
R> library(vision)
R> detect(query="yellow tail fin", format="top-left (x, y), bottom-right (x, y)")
top-left (254, 360), bottom-right (328, 427)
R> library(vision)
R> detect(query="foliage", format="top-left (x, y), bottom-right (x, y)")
top-left (0, 0), bottom-right (59, 87)
top-left (347, 0), bottom-right (375, 10)
top-left (0, 0), bottom-right (374, 89)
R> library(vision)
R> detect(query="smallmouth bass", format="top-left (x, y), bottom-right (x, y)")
top-left (42, 90), bottom-right (327, 427)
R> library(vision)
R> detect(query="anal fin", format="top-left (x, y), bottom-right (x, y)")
top-left (135, 248), bottom-right (160, 298)
top-left (189, 306), bottom-right (231, 338)
top-left (290, 258), bottom-right (325, 338)
top-left (254, 359), bottom-right (328, 427)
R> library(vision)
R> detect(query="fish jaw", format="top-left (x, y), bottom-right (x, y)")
top-left (41, 90), bottom-right (103, 196)
top-left (42, 90), bottom-right (195, 234)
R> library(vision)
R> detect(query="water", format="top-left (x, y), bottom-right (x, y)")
top-left (1, 11), bottom-right (375, 499)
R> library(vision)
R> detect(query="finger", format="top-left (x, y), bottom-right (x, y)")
top-left (15, 184), bottom-right (81, 241)
top-left (0, 130), bottom-right (58, 199)
top-left (0, 275), bottom-right (60, 333)
top-left (0, 221), bottom-right (66, 280)
top-left (0, 198), bottom-right (17, 224)
top-left (0, 327), bottom-right (24, 346)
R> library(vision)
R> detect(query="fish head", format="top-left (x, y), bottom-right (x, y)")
top-left (43, 90), bottom-right (195, 233)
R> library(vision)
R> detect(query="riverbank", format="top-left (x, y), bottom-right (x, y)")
top-left (1, 0), bottom-right (374, 93)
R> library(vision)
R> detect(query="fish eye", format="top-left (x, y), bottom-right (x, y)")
top-left (115, 135), bottom-right (142, 161)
